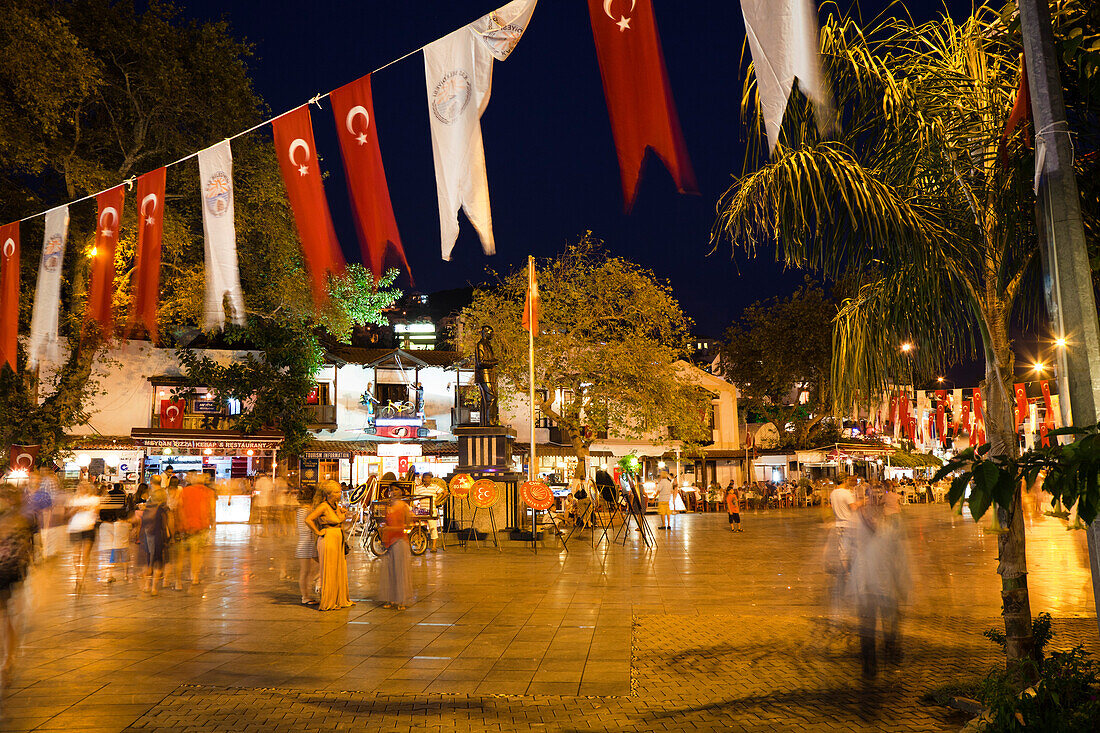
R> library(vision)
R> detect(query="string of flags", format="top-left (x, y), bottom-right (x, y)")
top-left (0, 0), bottom-right (699, 373)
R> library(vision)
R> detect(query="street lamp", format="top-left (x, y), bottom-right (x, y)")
top-left (1033, 362), bottom-right (1046, 374)
top-left (1054, 337), bottom-right (1067, 348)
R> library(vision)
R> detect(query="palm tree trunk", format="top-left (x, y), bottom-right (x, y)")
top-left (984, 327), bottom-right (1037, 681)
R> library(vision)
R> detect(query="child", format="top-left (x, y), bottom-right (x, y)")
top-left (725, 483), bottom-right (742, 533)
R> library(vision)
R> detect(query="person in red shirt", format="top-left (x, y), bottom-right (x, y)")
top-left (176, 473), bottom-right (216, 587)
top-left (725, 481), bottom-right (743, 533)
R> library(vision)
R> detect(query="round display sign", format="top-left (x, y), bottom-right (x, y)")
top-left (449, 473), bottom-right (474, 497)
top-left (430, 476), bottom-right (449, 501)
top-left (471, 479), bottom-right (499, 508)
top-left (520, 479), bottom-right (554, 511)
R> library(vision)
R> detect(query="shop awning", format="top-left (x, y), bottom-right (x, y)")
top-left (64, 435), bottom-right (141, 450)
top-left (888, 451), bottom-right (943, 468)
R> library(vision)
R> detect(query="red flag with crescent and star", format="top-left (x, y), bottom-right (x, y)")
top-left (1013, 383), bottom-right (1028, 432)
top-left (973, 390), bottom-right (986, 445)
top-left (935, 390), bottom-right (947, 440)
top-left (0, 221), bottom-right (18, 371)
top-left (271, 105), bottom-right (345, 302)
top-left (8, 444), bottom-right (38, 471)
top-left (330, 74), bottom-right (411, 284)
top-left (586, 0), bottom-right (698, 211)
top-left (960, 400), bottom-right (971, 435)
top-left (160, 399), bottom-right (185, 429)
top-left (1040, 379), bottom-right (1056, 442)
top-left (130, 168), bottom-right (166, 340)
top-left (87, 185), bottom-right (125, 331)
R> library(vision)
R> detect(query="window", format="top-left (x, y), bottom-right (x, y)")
top-left (375, 382), bottom-right (408, 405)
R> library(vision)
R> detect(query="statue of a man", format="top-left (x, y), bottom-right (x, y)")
top-left (474, 325), bottom-right (499, 425)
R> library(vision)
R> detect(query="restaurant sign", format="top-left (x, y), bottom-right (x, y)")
top-left (139, 438), bottom-right (278, 450)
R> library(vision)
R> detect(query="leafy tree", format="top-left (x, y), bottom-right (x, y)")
top-left (712, 5), bottom-right (1061, 673)
top-left (460, 235), bottom-right (711, 478)
top-left (718, 279), bottom-right (838, 448)
top-left (0, 1), bottom-right (401, 461)
top-left (174, 266), bottom-right (401, 459)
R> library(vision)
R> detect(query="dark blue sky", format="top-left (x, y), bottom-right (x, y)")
top-left (175, 0), bottom-right (971, 337)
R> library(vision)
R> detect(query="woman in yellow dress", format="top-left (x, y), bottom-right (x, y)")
top-left (305, 482), bottom-right (352, 611)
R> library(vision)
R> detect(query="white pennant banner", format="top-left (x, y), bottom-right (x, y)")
top-left (27, 205), bottom-right (70, 369)
top-left (424, 0), bottom-right (537, 260)
top-left (741, 0), bottom-right (835, 153)
top-left (198, 140), bottom-right (245, 329)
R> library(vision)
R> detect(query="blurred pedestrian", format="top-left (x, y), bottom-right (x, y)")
top-left (306, 482), bottom-right (352, 611)
top-left (850, 490), bottom-right (910, 678)
top-left (724, 482), bottom-right (742, 532)
top-left (68, 480), bottom-right (100, 592)
top-left (139, 487), bottom-right (171, 596)
top-left (0, 483), bottom-right (33, 688)
top-left (177, 473), bottom-right (216, 587)
top-left (379, 486), bottom-right (414, 610)
top-left (100, 483), bottom-right (131, 583)
top-left (295, 489), bottom-right (321, 605)
top-left (655, 470), bottom-right (674, 530)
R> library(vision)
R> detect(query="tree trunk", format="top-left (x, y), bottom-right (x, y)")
top-left (984, 332), bottom-right (1037, 682)
top-left (567, 431), bottom-right (589, 480)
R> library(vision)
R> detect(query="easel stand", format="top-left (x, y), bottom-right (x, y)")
top-left (466, 505), bottom-right (501, 551)
top-left (615, 494), bottom-right (655, 548)
top-left (529, 509), bottom-right (568, 554)
top-left (592, 499), bottom-right (625, 548)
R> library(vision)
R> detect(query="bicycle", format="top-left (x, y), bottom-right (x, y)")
top-left (378, 400), bottom-right (413, 419)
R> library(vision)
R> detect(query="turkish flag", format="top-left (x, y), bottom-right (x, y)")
top-left (586, 0), bottom-right (698, 211)
top-left (1040, 422), bottom-right (1050, 448)
top-left (87, 185), bottom-right (125, 331)
top-left (522, 258), bottom-right (539, 333)
top-left (973, 390), bottom-right (986, 445)
top-left (271, 105), bottom-right (345, 302)
top-left (160, 398), bottom-right (186, 429)
top-left (0, 221), bottom-right (18, 371)
top-left (935, 390), bottom-right (947, 441)
top-left (888, 391), bottom-right (897, 429)
top-left (907, 416), bottom-right (916, 444)
top-left (1038, 378), bottom-right (1056, 431)
top-left (960, 401), bottom-right (971, 434)
top-left (1014, 383), bottom-right (1028, 432)
top-left (8, 444), bottom-right (38, 471)
top-left (130, 168), bottom-right (166, 340)
top-left (330, 74), bottom-right (410, 283)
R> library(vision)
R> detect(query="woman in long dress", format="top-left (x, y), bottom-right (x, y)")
top-left (379, 487), bottom-right (414, 610)
top-left (305, 482), bottom-right (352, 611)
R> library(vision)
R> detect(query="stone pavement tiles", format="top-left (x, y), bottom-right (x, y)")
top-left (1, 503), bottom-right (1096, 731)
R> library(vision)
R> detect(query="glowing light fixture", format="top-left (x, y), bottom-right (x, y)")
top-left (246, 449), bottom-right (254, 457)
top-left (162, 448), bottom-right (172, 456)
top-left (901, 342), bottom-right (912, 353)
top-left (76, 454), bottom-right (92, 467)
top-left (203, 448), bottom-right (213, 456)
top-left (1054, 337), bottom-right (1067, 348)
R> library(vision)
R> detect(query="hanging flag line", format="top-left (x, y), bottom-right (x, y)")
top-left (14, 12), bottom-right (479, 226)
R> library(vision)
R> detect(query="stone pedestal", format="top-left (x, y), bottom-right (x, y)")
top-left (448, 425), bottom-right (524, 531)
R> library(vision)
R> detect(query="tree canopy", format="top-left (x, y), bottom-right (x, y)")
top-left (718, 279), bottom-right (839, 449)
top-left (460, 235), bottom-right (711, 476)
top-left (0, 1), bottom-right (402, 461)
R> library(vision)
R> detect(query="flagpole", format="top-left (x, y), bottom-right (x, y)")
top-left (528, 254), bottom-right (536, 483)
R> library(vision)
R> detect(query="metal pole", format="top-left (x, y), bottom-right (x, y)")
top-left (528, 254), bottom-right (536, 483)
top-left (1017, 0), bottom-right (1100, 633)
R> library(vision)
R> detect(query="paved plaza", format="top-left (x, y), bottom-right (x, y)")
top-left (1, 502), bottom-right (1096, 732)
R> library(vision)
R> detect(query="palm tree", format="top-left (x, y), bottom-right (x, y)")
top-left (713, 5), bottom-right (1041, 668)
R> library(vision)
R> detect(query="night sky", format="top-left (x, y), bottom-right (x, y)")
top-left (173, 0), bottom-right (974, 340)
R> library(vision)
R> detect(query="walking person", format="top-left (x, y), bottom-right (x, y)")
top-left (378, 486), bottom-right (414, 610)
top-left (176, 473), bottom-right (216, 588)
top-left (295, 489), bottom-right (320, 605)
top-left (725, 481), bottom-right (743, 532)
top-left (138, 487), bottom-right (171, 596)
top-left (67, 480), bottom-right (100, 592)
top-left (655, 470), bottom-right (675, 530)
top-left (0, 483), bottom-right (33, 688)
top-left (305, 481), bottom-right (352, 611)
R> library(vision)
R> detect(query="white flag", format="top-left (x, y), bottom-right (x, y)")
top-left (27, 205), bottom-right (69, 369)
top-left (424, 0), bottom-right (537, 260)
top-left (198, 140), bottom-right (245, 329)
top-left (741, 0), bottom-right (835, 152)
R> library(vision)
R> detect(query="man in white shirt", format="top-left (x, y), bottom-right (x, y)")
top-left (655, 471), bottom-right (675, 530)
top-left (830, 476), bottom-right (863, 566)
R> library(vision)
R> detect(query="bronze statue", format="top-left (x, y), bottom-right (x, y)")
top-left (474, 325), bottom-right (499, 425)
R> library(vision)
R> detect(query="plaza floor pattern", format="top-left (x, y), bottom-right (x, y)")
top-left (1, 502), bottom-right (1096, 731)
